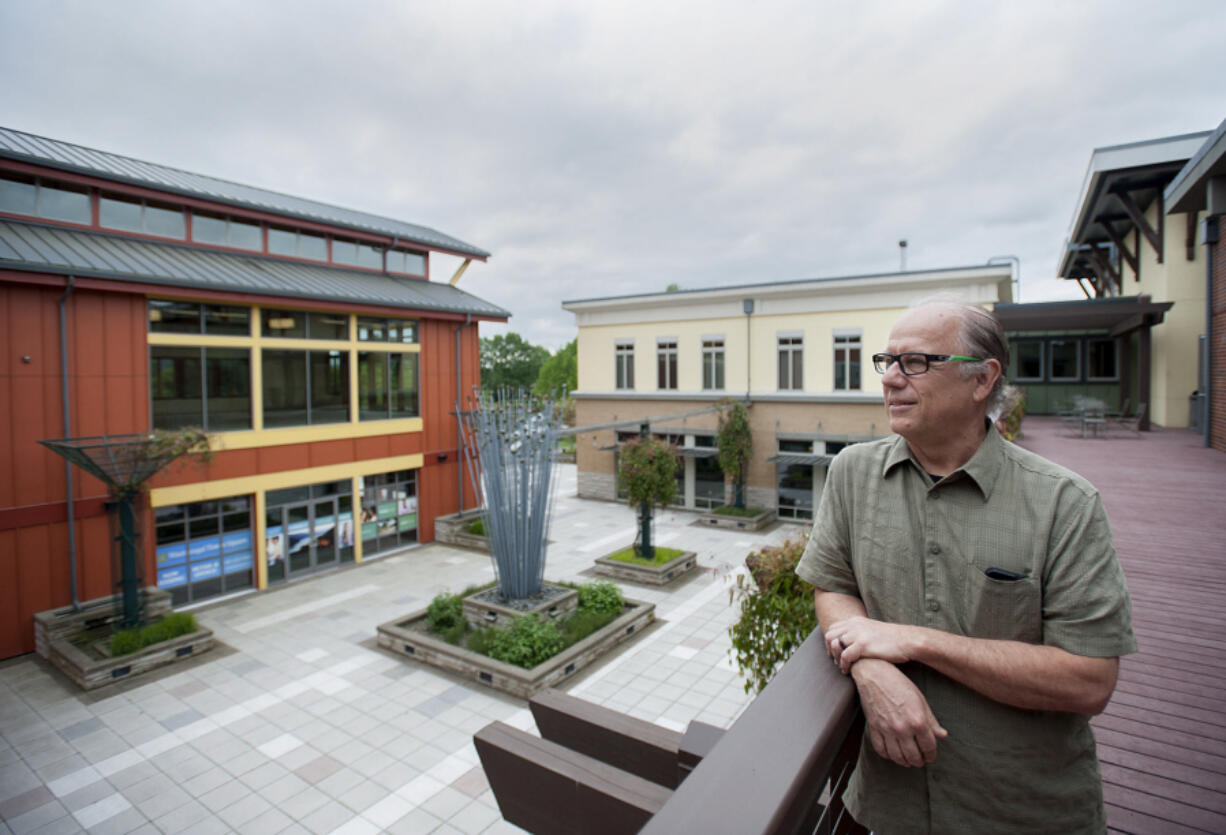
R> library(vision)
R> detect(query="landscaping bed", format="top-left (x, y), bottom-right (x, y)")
top-left (594, 546), bottom-right (698, 585)
top-left (694, 506), bottom-right (776, 531)
top-left (376, 582), bottom-right (654, 699)
top-left (432, 510), bottom-right (491, 551)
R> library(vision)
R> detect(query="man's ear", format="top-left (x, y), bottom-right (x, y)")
top-left (972, 359), bottom-right (1002, 404)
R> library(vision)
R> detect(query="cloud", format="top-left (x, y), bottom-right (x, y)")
top-left (2, 0), bottom-right (1223, 349)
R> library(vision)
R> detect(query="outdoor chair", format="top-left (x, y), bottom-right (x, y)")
top-left (1107, 398), bottom-right (1130, 420)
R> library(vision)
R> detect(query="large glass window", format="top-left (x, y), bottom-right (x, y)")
top-left (777, 439), bottom-right (815, 520)
top-left (262, 308), bottom-right (349, 340)
top-left (386, 249), bottom-right (427, 276)
top-left (155, 496), bottom-right (253, 606)
top-left (0, 173), bottom-right (90, 224)
top-left (148, 300), bottom-right (249, 335)
top-left (262, 350), bottom-right (349, 427)
top-left (1049, 339), bottom-right (1080, 381)
top-left (268, 227), bottom-right (326, 260)
top-left (191, 211), bottom-right (261, 250)
top-left (657, 339), bottom-right (678, 390)
top-left (359, 352), bottom-right (419, 420)
top-left (693, 434), bottom-right (724, 509)
top-left (358, 316), bottom-right (418, 344)
top-left (332, 237), bottom-right (382, 269)
top-left (615, 341), bottom-right (635, 389)
top-left (833, 331), bottom-right (861, 391)
top-left (359, 470), bottom-right (418, 558)
top-left (778, 335), bottom-right (803, 390)
top-left (702, 339), bottom-right (725, 390)
top-left (151, 346), bottom-right (251, 430)
top-left (1087, 338), bottom-right (1118, 381)
top-left (265, 479), bottom-right (355, 584)
top-left (100, 193), bottom-right (185, 239)
top-left (1012, 341), bottom-right (1043, 382)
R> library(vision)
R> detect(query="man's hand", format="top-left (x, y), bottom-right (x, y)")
top-left (825, 616), bottom-right (915, 673)
top-left (852, 659), bottom-right (948, 767)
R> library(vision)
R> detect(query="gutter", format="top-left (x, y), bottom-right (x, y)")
top-left (58, 275), bottom-right (80, 611)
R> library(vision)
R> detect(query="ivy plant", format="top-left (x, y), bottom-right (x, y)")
top-left (617, 435), bottom-right (679, 559)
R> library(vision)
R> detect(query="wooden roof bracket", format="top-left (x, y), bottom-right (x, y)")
top-left (1076, 277), bottom-right (1093, 299)
top-left (1088, 246), bottom-right (1121, 296)
top-left (1111, 187), bottom-right (1164, 262)
top-left (1100, 221), bottom-right (1139, 278)
top-left (449, 258), bottom-right (473, 286)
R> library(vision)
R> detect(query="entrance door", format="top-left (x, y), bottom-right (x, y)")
top-left (273, 497), bottom-right (340, 581)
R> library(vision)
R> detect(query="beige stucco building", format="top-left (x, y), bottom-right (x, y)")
top-left (563, 265), bottom-right (1014, 520)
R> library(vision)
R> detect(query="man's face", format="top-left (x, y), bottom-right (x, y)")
top-left (882, 306), bottom-right (987, 443)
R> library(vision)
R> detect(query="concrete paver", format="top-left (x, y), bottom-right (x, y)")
top-left (0, 464), bottom-right (804, 833)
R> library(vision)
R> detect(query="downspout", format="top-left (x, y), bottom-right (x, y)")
top-left (455, 314), bottom-right (473, 511)
top-left (58, 276), bottom-right (80, 611)
top-left (743, 299), bottom-right (754, 402)
top-left (1203, 215), bottom-right (1219, 447)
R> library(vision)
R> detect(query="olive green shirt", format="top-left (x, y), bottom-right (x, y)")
top-left (796, 426), bottom-right (1136, 835)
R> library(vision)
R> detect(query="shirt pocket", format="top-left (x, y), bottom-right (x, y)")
top-left (964, 567), bottom-right (1042, 644)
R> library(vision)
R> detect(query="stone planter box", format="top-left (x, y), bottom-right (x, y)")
top-left (433, 510), bottom-right (490, 552)
top-left (462, 584), bottom-right (578, 630)
top-left (593, 548), bottom-right (698, 585)
top-left (377, 597), bottom-right (655, 700)
top-left (34, 588), bottom-right (214, 691)
top-left (694, 507), bottom-right (776, 531)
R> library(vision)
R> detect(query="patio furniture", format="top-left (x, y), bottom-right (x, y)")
top-left (1116, 403), bottom-right (1147, 433)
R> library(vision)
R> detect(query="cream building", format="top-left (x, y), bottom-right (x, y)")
top-left (563, 265), bottom-right (1014, 520)
top-left (1058, 130), bottom-right (1213, 428)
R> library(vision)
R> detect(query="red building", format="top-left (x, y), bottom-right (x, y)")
top-left (0, 127), bottom-right (506, 659)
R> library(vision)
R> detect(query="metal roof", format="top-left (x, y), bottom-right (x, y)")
top-left (0, 219), bottom-right (509, 319)
top-left (994, 296), bottom-right (1171, 334)
top-left (0, 126), bottom-right (490, 259)
top-left (1165, 117), bottom-right (1226, 214)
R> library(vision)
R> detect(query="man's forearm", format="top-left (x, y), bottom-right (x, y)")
top-left (907, 627), bottom-right (1118, 714)
top-left (812, 589), bottom-right (866, 633)
top-left (827, 616), bottom-right (1120, 715)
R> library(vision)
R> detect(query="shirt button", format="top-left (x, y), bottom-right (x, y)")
top-left (927, 600), bottom-right (940, 612)
top-left (928, 543), bottom-right (941, 555)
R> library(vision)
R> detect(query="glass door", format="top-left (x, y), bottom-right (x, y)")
top-left (313, 498), bottom-right (338, 569)
top-left (286, 503), bottom-right (312, 576)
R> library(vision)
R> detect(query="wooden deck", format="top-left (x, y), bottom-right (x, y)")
top-left (1018, 417), bottom-right (1226, 834)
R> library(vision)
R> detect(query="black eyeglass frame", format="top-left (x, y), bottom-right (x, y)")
top-left (872, 352), bottom-right (984, 376)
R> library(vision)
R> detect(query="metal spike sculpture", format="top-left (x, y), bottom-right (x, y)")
top-left (459, 388), bottom-right (560, 599)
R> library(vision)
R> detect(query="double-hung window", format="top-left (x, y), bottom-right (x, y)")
top-left (833, 330), bottom-right (861, 391)
top-left (778, 334), bottom-right (803, 391)
top-left (615, 341), bottom-right (635, 389)
top-left (702, 337), bottom-right (725, 390)
top-left (657, 339), bottom-right (678, 390)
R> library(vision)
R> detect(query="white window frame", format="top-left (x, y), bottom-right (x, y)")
top-left (832, 329), bottom-right (862, 391)
top-left (777, 332), bottom-right (804, 391)
top-left (657, 338), bottom-right (678, 390)
top-left (615, 340), bottom-right (635, 390)
top-left (701, 335), bottom-right (725, 391)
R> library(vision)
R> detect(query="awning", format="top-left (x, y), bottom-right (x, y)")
top-left (766, 453), bottom-right (833, 466)
top-left (679, 447), bottom-right (719, 459)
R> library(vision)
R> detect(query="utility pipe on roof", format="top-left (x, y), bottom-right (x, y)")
top-left (58, 275), bottom-right (80, 612)
top-left (1203, 215), bottom-right (1219, 448)
top-left (988, 255), bottom-right (1021, 302)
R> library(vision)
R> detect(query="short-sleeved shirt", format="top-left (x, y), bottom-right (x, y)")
top-left (796, 426), bottom-right (1136, 835)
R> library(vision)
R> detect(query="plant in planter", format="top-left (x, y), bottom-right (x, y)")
top-left (728, 535), bottom-right (816, 694)
top-left (617, 433), bottom-right (679, 559)
top-left (717, 400), bottom-right (753, 509)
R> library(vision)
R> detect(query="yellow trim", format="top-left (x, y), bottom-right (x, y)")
top-left (148, 453), bottom-right (424, 507)
top-left (351, 474), bottom-right (364, 564)
top-left (146, 333), bottom-right (254, 348)
top-left (207, 418), bottom-right (423, 451)
top-left (449, 258), bottom-right (473, 286)
top-left (254, 490), bottom-right (268, 589)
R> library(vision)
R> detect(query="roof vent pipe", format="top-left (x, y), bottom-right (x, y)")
top-left (988, 255), bottom-right (1021, 302)
top-left (899, 239), bottom-right (908, 271)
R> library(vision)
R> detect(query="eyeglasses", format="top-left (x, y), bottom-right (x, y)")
top-left (872, 352), bottom-right (983, 376)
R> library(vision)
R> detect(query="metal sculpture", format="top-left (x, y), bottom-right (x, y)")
top-left (459, 388), bottom-right (560, 599)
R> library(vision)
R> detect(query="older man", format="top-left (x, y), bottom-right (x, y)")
top-left (795, 300), bottom-right (1135, 834)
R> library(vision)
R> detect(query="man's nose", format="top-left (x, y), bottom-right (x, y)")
top-left (881, 360), bottom-right (907, 386)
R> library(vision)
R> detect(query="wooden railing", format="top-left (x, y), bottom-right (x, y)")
top-left (476, 629), bottom-right (866, 834)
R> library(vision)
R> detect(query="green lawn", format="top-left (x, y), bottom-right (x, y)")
top-left (606, 545), bottom-right (685, 566)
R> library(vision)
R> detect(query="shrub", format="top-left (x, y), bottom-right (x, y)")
top-left (487, 614), bottom-right (564, 668)
top-left (713, 505), bottom-right (763, 518)
top-left (728, 536), bottom-right (816, 694)
top-left (577, 581), bottom-right (624, 616)
top-left (426, 593), bottom-right (464, 634)
top-left (110, 612), bottom-right (197, 657)
top-left (465, 518), bottom-right (486, 536)
top-left (717, 400), bottom-right (753, 507)
top-left (560, 609), bottom-right (618, 648)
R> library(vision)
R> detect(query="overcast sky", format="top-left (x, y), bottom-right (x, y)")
top-left (2, 1), bottom-right (1223, 349)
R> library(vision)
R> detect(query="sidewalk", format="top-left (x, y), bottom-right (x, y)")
top-left (1, 465), bottom-right (801, 834)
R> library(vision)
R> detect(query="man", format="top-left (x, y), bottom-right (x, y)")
top-left (795, 300), bottom-right (1135, 834)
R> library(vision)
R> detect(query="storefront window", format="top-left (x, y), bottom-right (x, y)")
top-left (359, 470), bottom-right (418, 558)
top-left (155, 496), bottom-right (253, 606)
top-left (265, 480), bottom-right (355, 584)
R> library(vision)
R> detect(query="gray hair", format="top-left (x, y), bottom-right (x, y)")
top-left (910, 295), bottom-right (1009, 412)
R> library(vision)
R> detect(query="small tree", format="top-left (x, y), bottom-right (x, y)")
top-left (728, 536), bottom-right (816, 693)
top-left (717, 400), bottom-right (753, 508)
top-left (617, 433), bottom-right (679, 559)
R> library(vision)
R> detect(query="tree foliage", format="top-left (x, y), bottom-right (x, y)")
top-left (480, 332), bottom-right (550, 390)
top-left (533, 338), bottom-right (577, 399)
top-left (617, 436), bottom-right (679, 511)
top-left (717, 400), bottom-right (753, 508)
top-left (728, 536), bottom-right (816, 694)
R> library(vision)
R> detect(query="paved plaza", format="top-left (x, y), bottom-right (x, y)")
top-left (0, 465), bottom-right (803, 834)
